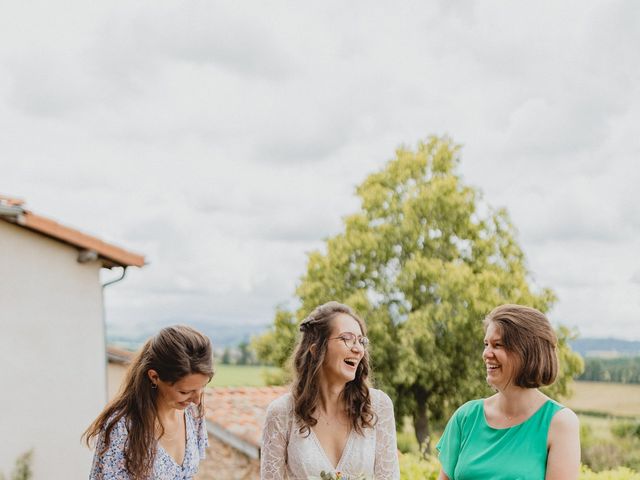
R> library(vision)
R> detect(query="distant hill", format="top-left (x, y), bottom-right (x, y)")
top-left (108, 326), bottom-right (640, 359)
top-left (107, 320), bottom-right (271, 351)
top-left (570, 337), bottom-right (640, 358)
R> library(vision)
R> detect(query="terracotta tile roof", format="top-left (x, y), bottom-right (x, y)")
top-left (106, 345), bottom-right (136, 364)
top-left (0, 196), bottom-right (145, 268)
top-left (204, 386), bottom-right (289, 451)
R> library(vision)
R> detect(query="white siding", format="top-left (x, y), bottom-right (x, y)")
top-left (0, 220), bottom-right (107, 479)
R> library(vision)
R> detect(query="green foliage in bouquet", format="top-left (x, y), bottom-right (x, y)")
top-left (316, 472), bottom-right (368, 480)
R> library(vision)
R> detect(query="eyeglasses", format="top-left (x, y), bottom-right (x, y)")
top-left (330, 332), bottom-right (369, 350)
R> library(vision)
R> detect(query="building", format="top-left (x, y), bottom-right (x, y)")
top-left (106, 344), bottom-right (136, 400)
top-left (199, 386), bottom-right (288, 480)
top-left (0, 195), bottom-right (144, 479)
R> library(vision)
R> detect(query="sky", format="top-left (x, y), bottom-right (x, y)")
top-left (1, 0), bottom-right (639, 340)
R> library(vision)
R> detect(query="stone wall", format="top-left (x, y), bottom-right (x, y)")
top-left (196, 434), bottom-right (259, 480)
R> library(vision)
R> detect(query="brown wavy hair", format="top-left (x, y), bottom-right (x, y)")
top-left (292, 301), bottom-right (375, 436)
top-left (83, 325), bottom-right (214, 479)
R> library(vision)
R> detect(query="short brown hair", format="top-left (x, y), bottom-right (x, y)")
top-left (484, 304), bottom-right (558, 388)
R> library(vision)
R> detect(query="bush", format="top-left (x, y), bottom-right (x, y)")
top-left (398, 452), bottom-right (439, 480)
top-left (580, 416), bottom-right (640, 471)
top-left (396, 431), bottom-right (420, 455)
top-left (580, 466), bottom-right (640, 479)
top-left (0, 450), bottom-right (33, 480)
top-left (612, 421), bottom-right (640, 439)
top-left (583, 442), bottom-right (627, 472)
top-left (581, 422), bottom-right (595, 449)
top-left (395, 452), bottom-right (640, 480)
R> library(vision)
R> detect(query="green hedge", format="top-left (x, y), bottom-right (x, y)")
top-left (398, 453), bottom-right (640, 480)
top-left (580, 466), bottom-right (640, 479)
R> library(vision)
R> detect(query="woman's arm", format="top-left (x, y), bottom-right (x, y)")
top-left (438, 470), bottom-right (451, 480)
top-left (373, 391), bottom-right (400, 480)
top-left (88, 419), bottom-right (130, 480)
top-left (260, 400), bottom-right (289, 479)
top-left (545, 408), bottom-right (580, 480)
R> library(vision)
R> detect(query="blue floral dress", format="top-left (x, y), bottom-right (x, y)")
top-left (89, 405), bottom-right (208, 480)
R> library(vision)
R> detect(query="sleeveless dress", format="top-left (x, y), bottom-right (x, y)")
top-left (261, 388), bottom-right (400, 480)
top-left (436, 398), bottom-right (564, 480)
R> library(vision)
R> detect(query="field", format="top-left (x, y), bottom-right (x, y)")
top-left (565, 381), bottom-right (640, 417)
top-left (209, 364), bottom-right (278, 387)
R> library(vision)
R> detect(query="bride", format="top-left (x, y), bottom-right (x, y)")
top-left (261, 301), bottom-right (400, 479)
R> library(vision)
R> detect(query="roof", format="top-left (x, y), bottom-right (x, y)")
top-left (0, 195), bottom-right (145, 268)
top-left (106, 345), bottom-right (136, 364)
top-left (204, 386), bottom-right (289, 459)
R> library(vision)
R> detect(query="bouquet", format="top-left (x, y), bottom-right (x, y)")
top-left (310, 472), bottom-right (368, 480)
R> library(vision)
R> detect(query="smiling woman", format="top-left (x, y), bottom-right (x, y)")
top-left (261, 301), bottom-right (400, 480)
top-left (83, 325), bottom-right (214, 480)
top-left (436, 304), bottom-right (581, 480)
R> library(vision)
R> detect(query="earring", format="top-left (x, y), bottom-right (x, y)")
top-left (151, 382), bottom-right (158, 389)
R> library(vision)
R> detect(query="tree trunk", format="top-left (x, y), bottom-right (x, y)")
top-left (412, 385), bottom-right (430, 457)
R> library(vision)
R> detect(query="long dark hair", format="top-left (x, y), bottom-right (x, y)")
top-left (84, 325), bottom-right (214, 479)
top-left (292, 301), bottom-right (375, 436)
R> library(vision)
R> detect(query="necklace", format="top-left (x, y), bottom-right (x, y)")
top-left (316, 411), bottom-right (348, 427)
top-left (501, 401), bottom-right (537, 421)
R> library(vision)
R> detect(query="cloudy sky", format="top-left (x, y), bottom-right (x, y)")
top-left (1, 0), bottom-right (638, 340)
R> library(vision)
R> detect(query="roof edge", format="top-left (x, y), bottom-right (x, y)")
top-left (1, 211), bottom-right (146, 268)
top-left (206, 420), bottom-right (260, 459)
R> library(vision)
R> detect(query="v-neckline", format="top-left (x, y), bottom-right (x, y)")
top-left (157, 410), bottom-right (189, 468)
top-left (309, 427), bottom-right (354, 471)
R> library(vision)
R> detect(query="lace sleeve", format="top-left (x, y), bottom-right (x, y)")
top-left (373, 390), bottom-right (400, 480)
top-left (260, 395), bottom-right (290, 479)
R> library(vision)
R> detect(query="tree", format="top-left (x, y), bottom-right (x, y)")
top-left (221, 347), bottom-right (232, 365)
top-left (254, 136), bottom-right (583, 454)
top-left (237, 340), bottom-right (255, 365)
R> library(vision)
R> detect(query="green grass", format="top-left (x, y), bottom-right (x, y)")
top-left (209, 364), bottom-right (279, 387)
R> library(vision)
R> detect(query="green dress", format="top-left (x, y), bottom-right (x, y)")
top-left (436, 398), bottom-right (564, 480)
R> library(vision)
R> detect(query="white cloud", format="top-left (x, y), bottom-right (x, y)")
top-left (1, 0), bottom-right (639, 340)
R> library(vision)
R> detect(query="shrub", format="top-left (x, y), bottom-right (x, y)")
top-left (0, 450), bottom-right (33, 480)
top-left (396, 431), bottom-right (420, 455)
top-left (398, 452), bottom-right (439, 480)
top-left (395, 445), bottom-right (640, 480)
top-left (580, 465), bottom-right (640, 479)
top-left (612, 421), bottom-right (640, 440)
top-left (583, 442), bottom-right (627, 472)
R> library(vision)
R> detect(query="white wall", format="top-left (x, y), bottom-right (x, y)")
top-left (107, 362), bottom-right (128, 402)
top-left (0, 220), bottom-right (107, 479)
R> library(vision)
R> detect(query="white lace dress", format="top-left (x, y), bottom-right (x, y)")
top-left (261, 388), bottom-right (400, 480)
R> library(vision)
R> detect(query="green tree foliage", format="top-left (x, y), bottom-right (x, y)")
top-left (237, 340), bottom-right (255, 365)
top-left (221, 347), bottom-right (231, 365)
top-left (580, 357), bottom-right (640, 384)
top-left (254, 136), bottom-right (583, 454)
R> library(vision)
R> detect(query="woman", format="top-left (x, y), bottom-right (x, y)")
top-left (261, 301), bottom-right (400, 479)
top-left (84, 325), bottom-right (214, 480)
top-left (437, 304), bottom-right (580, 480)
